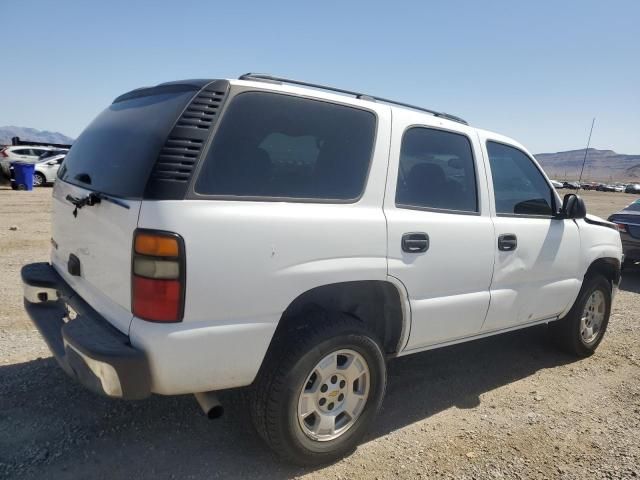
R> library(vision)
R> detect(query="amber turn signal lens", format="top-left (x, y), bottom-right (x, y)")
top-left (135, 233), bottom-right (179, 257)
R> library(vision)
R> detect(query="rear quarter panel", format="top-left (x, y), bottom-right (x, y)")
top-left (130, 102), bottom-right (392, 394)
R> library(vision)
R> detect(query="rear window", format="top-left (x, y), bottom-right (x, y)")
top-left (194, 92), bottom-right (376, 201)
top-left (58, 86), bottom-right (199, 198)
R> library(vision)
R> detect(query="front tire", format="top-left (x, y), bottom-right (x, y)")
top-left (250, 310), bottom-right (386, 466)
top-left (33, 172), bottom-right (46, 187)
top-left (550, 274), bottom-right (612, 356)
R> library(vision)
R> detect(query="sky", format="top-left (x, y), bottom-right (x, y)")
top-left (1, 0), bottom-right (638, 154)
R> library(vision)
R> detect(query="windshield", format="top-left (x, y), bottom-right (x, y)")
top-left (58, 86), bottom-right (199, 198)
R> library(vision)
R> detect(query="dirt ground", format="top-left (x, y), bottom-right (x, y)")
top-left (1, 186), bottom-right (639, 479)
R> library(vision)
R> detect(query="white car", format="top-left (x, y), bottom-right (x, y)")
top-left (22, 74), bottom-right (623, 465)
top-left (1, 145), bottom-right (63, 177)
top-left (33, 154), bottom-right (66, 186)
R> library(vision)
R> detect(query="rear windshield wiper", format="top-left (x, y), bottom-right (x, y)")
top-left (65, 192), bottom-right (130, 217)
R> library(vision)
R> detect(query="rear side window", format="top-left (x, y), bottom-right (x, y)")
top-left (194, 92), bottom-right (376, 201)
top-left (58, 86), bottom-right (199, 198)
top-left (396, 127), bottom-right (478, 212)
top-left (486, 141), bottom-right (554, 216)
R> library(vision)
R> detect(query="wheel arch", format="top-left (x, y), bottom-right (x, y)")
top-left (267, 280), bottom-right (409, 358)
top-left (584, 257), bottom-right (621, 288)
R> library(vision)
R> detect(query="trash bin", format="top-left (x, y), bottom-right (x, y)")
top-left (10, 162), bottom-right (35, 191)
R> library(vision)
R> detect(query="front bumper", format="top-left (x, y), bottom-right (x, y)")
top-left (21, 262), bottom-right (151, 399)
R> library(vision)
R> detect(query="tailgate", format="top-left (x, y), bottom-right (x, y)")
top-left (49, 81), bottom-right (207, 334)
top-left (51, 181), bottom-right (141, 334)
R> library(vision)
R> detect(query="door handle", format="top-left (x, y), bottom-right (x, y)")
top-left (498, 233), bottom-right (517, 251)
top-left (402, 232), bottom-right (429, 253)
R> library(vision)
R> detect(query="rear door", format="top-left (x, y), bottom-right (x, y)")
top-left (479, 136), bottom-right (581, 331)
top-left (51, 84), bottom-right (202, 333)
top-left (384, 111), bottom-right (495, 350)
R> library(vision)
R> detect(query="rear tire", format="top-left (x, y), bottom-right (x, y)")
top-left (250, 309), bottom-right (386, 466)
top-left (550, 274), bottom-right (611, 357)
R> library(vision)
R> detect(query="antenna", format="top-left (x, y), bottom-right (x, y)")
top-left (577, 118), bottom-right (596, 190)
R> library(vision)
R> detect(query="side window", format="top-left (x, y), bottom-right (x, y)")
top-left (486, 141), bottom-right (554, 216)
top-left (13, 149), bottom-right (29, 155)
top-left (396, 127), bottom-right (478, 212)
top-left (195, 92), bottom-right (376, 201)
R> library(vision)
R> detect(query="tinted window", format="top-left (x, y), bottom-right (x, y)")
top-left (59, 86), bottom-right (199, 198)
top-left (13, 148), bottom-right (31, 155)
top-left (487, 141), bottom-right (553, 216)
top-left (396, 127), bottom-right (477, 212)
top-left (40, 150), bottom-right (65, 160)
top-left (195, 92), bottom-right (376, 200)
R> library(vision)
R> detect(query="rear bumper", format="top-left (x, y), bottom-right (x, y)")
top-left (21, 262), bottom-right (151, 399)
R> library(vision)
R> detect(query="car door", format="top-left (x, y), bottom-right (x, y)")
top-left (479, 135), bottom-right (581, 331)
top-left (385, 110), bottom-right (495, 350)
top-left (28, 149), bottom-right (44, 162)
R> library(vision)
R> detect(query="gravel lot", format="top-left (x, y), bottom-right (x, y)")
top-left (1, 186), bottom-right (639, 479)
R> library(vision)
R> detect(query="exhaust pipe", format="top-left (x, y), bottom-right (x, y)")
top-left (194, 391), bottom-right (224, 419)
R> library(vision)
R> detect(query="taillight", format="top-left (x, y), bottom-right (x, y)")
top-left (132, 230), bottom-right (185, 322)
top-left (0, 149), bottom-right (8, 158)
top-left (614, 223), bottom-right (627, 233)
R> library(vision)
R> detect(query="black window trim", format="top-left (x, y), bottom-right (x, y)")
top-left (485, 139), bottom-right (559, 219)
top-left (187, 88), bottom-right (379, 204)
top-left (394, 124), bottom-right (481, 216)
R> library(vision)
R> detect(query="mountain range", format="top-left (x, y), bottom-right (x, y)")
top-left (0, 126), bottom-right (74, 146)
top-left (535, 149), bottom-right (640, 181)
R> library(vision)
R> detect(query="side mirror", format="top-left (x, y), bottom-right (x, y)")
top-left (560, 193), bottom-right (587, 219)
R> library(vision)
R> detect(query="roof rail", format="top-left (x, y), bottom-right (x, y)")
top-left (238, 73), bottom-right (469, 125)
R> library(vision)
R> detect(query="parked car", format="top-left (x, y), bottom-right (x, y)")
top-left (608, 199), bottom-right (640, 264)
top-left (614, 184), bottom-right (625, 193)
top-left (33, 154), bottom-right (66, 186)
top-left (550, 179), bottom-right (563, 189)
top-left (21, 74), bottom-right (623, 465)
top-left (563, 181), bottom-right (580, 189)
top-left (625, 184), bottom-right (640, 194)
top-left (0, 145), bottom-right (61, 176)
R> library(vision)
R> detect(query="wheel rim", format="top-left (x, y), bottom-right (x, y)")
top-left (297, 349), bottom-right (370, 442)
top-left (580, 289), bottom-right (606, 344)
top-left (33, 173), bottom-right (43, 186)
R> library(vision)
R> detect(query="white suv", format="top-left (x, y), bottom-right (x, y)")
top-left (22, 74), bottom-right (623, 465)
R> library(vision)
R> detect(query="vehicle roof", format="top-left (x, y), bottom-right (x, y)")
top-left (145, 76), bottom-right (532, 157)
top-left (5, 145), bottom-right (61, 150)
top-left (229, 78), bottom-right (530, 154)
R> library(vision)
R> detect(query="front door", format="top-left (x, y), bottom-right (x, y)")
top-left (384, 111), bottom-right (495, 350)
top-left (480, 137), bottom-right (581, 331)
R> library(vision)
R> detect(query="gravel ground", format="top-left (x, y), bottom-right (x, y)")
top-left (1, 186), bottom-right (639, 479)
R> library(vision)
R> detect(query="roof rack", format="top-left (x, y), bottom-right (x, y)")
top-left (238, 73), bottom-right (469, 125)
